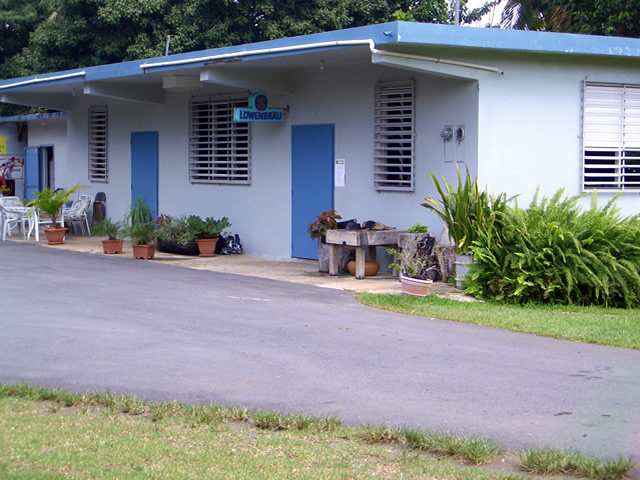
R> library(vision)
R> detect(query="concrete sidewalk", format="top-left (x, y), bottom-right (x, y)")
top-left (12, 234), bottom-right (457, 296)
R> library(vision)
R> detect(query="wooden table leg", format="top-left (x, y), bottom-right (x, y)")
top-left (329, 245), bottom-right (339, 276)
top-left (355, 248), bottom-right (365, 279)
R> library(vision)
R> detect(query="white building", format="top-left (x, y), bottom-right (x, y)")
top-left (1, 21), bottom-right (638, 259)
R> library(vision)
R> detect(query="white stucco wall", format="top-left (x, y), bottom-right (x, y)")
top-left (58, 64), bottom-right (478, 258)
top-left (476, 52), bottom-right (640, 216)
top-left (27, 117), bottom-right (68, 190)
top-left (52, 48), bottom-right (638, 260)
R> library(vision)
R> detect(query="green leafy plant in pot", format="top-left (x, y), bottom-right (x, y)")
top-left (186, 215), bottom-right (231, 257)
top-left (123, 198), bottom-right (156, 259)
top-left (26, 184), bottom-right (84, 245)
top-left (92, 217), bottom-right (125, 254)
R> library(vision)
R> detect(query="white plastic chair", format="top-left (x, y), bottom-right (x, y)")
top-left (63, 195), bottom-right (93, 235)
top-left (0, 197), bottom-right (27, 241)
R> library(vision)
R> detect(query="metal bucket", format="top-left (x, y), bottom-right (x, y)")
top-left (454, 254), bottom-right (474, 289)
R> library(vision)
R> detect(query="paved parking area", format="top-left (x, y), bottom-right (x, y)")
top-left (1, 239), bottom-right (639, 468)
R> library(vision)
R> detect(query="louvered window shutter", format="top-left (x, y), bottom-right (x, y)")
top-left (374, 80), bottom-right (415, 192)
top-left (583, 83), bottom-right (640, 191)
top-left (88, 106), bottom-right (108, 183)
top-left (189, 95), bottom-right (251, 184)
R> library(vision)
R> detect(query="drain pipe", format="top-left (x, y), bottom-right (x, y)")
top-left (0, 71), bottom-right (86, 91)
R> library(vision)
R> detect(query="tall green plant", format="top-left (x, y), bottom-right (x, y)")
top-left (126, 198), bottom-right (153, 227)
top-left (124, 198), bottom-right (155, 246)
top-left (421, 167), bottom-right (511, 254)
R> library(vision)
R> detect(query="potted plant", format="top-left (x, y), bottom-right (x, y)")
top-left (124, 198), bottom-right (155, 260)
top-left (26, 184), bottom-right (83, 245)
top-left (387, 236), bottom-right (436, 296)
top-left (307, 209), bottom-right (354, 273)
top-left (92, 217), bottom-right (125, 254)
top-left (187, 215), bottom-right (231, 257)
top-left (155, 214), bottom-right (199, 256)
top-left (307, 209), bottom-right (341, 241)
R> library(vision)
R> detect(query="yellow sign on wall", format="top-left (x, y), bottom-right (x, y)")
top-left (0, 137), bottom-right (6, 155)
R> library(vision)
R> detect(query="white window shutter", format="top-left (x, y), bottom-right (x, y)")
top-left (88, 106), bottom-right (108, 183)
top-left (583, 83), bottom-right (640, 191)
top-left (374, 80), bottom-right (415, 192)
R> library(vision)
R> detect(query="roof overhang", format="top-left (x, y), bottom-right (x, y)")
top-left (0, 21), bottom-right (638, 110)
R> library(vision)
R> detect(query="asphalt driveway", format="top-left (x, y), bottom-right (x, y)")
top-left (1, 241), bottom-right (639, 461)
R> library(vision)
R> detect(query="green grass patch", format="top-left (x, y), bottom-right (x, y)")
top-left (0, 384), bottom-right (634, 479)
top-left (357, 426), bottom-right (501, 466)
top-left (358, 293), bottom-right (640, 349)
top-left (518, 447), bottom-right (635, 479)
top-left (401, 429), bottom-right (502, 466)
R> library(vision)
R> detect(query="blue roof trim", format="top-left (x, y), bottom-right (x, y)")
top-left (1, 21), bottom-right (640, 92)
top-left (396, 22), bottom-right (640, 57)
top-left (0, 112), bottom-right (67, 123)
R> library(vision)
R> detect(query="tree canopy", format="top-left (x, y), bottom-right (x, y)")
top-left (1, 0), bottom-right (467, 81)
top-left (500, 0), bottom-right (640, 37)
top-left (1, 0), bottom-right (638, 116)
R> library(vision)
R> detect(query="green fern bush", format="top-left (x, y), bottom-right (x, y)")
top-left (467, 190), bottom-right (640, 308)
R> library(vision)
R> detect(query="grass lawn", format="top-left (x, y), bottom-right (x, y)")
top-left (0, 384), bottom-right (634, 480)
top-left (357, 294), bottom-right (640, 349)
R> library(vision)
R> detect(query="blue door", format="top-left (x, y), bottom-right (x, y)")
top-left (291, 124), bottom-right (334, 259)
top-left (24, 146), bottom-right (41, 201)
top-left (131, 131), bottom-right (159, 219)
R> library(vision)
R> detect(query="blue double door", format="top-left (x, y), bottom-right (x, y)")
top-left (131, 131), bottom-right (159, 219)
top-left (291, 124), bottom-right (334, 260)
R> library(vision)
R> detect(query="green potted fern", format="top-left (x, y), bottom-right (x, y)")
top-left (92, 217), bottom-right (125, 254)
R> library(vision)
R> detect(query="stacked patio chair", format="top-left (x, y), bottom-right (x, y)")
top-left (62, 195), bottom-right (93, 236)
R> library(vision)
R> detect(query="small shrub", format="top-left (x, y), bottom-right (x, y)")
top-left (406, 222), bottom-right (429, 233)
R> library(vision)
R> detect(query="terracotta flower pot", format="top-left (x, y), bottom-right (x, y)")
top-left (400, 275), bottom-right (433, 297)
top-left (347, 260), bottom-right (380, 277)
top-left (196, 238), bottom-right (218, 257)
top-left (132, 244), bottom-right (155, 260)
top-left (102, 239), bottom-right (123, 254)
top-left (44, 227), bottom-right (68, 245)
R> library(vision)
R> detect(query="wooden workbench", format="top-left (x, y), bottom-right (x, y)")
top-left (325, 229), bottom-right (400, 279)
